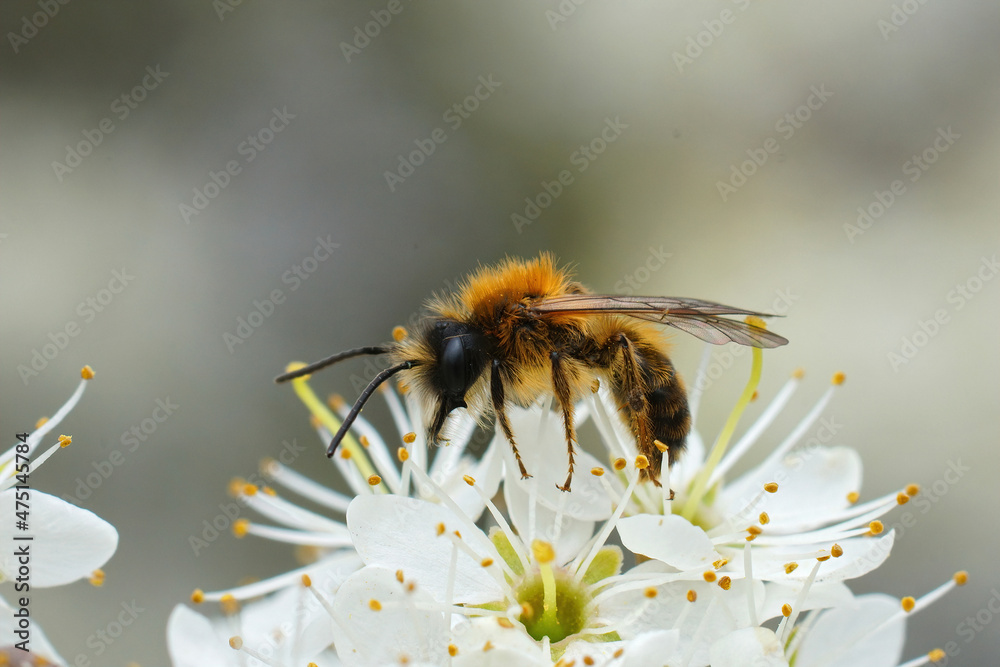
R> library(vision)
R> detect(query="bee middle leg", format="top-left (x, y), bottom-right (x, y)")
top-left (491, 360), bottom-right (530, 479)
top-left (549, 350), bottom-right (578, 492)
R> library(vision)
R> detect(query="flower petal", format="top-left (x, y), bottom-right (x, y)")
top-left (331, 566), bottom-right (450, 667)
top-left (793, 593), bottom-right (905, 667)
top-left (0, 491), bottom-right (117, 587)
top-left (616, 514), bottom-right (721, 571)
top-left (709, 627), bottom-right (789, 667)
top-left (346, 495), bottom-right (504, 604)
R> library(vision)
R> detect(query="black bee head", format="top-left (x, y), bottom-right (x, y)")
top-left (425, 320), bottom-right (487, 440)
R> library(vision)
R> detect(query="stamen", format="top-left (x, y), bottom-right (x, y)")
top-left (229, 635), bottom-right (283, 666)
top-left (260, 458), bottom-right (351, 513)
top-left (573, 461), bottom-right (642, 582)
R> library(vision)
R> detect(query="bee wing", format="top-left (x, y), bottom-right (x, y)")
top-left (530, 295), bottom-right (789, 348)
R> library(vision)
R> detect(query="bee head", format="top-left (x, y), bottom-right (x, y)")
top-left (423, 320), bottom-right (488, 440)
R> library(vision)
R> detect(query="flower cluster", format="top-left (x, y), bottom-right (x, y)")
top-left (173, 347), bottom-right (965, 667)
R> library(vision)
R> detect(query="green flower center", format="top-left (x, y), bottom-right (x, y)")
top-left (515, 568), bottom-right (591, 643)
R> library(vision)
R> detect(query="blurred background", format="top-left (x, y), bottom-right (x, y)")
top-left (2, 0), bottom-right (997, 663)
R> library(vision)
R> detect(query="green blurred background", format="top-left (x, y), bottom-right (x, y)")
top-left (2, 1), bottom-right (998, 664)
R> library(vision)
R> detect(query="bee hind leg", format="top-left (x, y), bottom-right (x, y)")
top-left (491, 360), bottom-right (531, 479)
top-left (549, 351), bottom-right (578, 492)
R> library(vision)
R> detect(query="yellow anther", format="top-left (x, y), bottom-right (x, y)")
top-left (436, 523), bottom-right (446, 536)
top-left (832, 371), bottom-right (846, 385)
top-left (653, 440), bottom-right (668, 453)
top-left (747, 525), bottom-right (763, 536)
top-left (448, 644), bottom-right (458, 657)
top-left (750, 390), bottom-right (759, 402)
top-left (591, 467), bottom-right (605, 476)
top-left (897, 492), bottom-right (909, 505)
top-left (703, 571), bottom-right (717, 583)
top-left (901, 596), bottom-right (916, 612)
top-left (792, 367), bottom-right (805, 379)
top-left (301, 574), bottom-right (312, 587)
top-left (868, 520), bottom-right (884, 535)
top-left (233, 519), bottom-right (250, 537)
top-left (367, 474), bottom-right (382, 486)
top-left (369, 599), bottom-right (382, 611)
top-left (497, 617), bottom-right (514, 629)
top-left (906, 483), bottom-right (920, 497)
top-left (847, 491), bottom-right (860, 504)
top-left (613, 458), bottom-right (627, 471)
top-left (403, 432), bottom-right (417, 444)
top-left (745, 315), bottom-right (766, 329)
top-left (928, 649), bottom-right (945, 662)
top-left (220, 594), bottom-right (239, 615)
top-left (392, 325), bottom-right (408, 341)
top-left (521, 602), bottom-right (534, 619)
top-left (686, 590), bottom-right (697, 602)
top-left (35, 416), bottom-right (49, 429)
top-left (398, 447), bottom-right (409, 461)
top-left (644, 587), bottom-right (658, 598)
top-left (718, 576), bottom-right (732, 590)
top-left (954, 571), bottom-right (969, 585)
top-left (482, 641), bottom-right (494, 652)
top-left (359, 435), bottom-right (370, 448)
top-left (89, 569), bottom-right (105, 587)
top-left (532, 540), bottom-right (555, 564)
top-left (329, 394), bottom-right (346, 411)
top-left (242, 484), bottom-right (258, 496)
top-left (191, 589), bottom-right (205, 603)
top-left (713, 558), bottom-right (729, 569)
top-left (339, 448), bottom-right (352, 459)
top-left (262, 486), bottom-right (276, 496)
top-left (229, 636), bottom-right (243, 650)
top-left (784, 562), bottom-right (799, 574)
top-left (57, 434), bottom-right (72, 448)
top-left (81, 365), bottom-right (95, 380)
top-left (764, 482), bottom-right (779, 493)
top-left (758, 512), bottom-right (770, 525)
top-left (831, 544), bottom-right (844, 558)
top-left (395, 570), bottom-right (404, 583)
top-left (463, 475), bottom-right (476, 486)
top-left (481, 558), bottom-right (494, 567)
top-left (635, 455), bottom-right (649, 470)
top-left (781, 603), bottom-right (792, 617)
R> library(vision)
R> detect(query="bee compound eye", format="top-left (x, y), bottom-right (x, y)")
top-left (440, 336), bottom-right (468, 395)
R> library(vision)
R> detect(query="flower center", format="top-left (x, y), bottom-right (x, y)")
top-left (515, 567), bottom-right (592, 643)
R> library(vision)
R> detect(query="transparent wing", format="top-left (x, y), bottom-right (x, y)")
top-left (529, 295), bottom-right (789, 348)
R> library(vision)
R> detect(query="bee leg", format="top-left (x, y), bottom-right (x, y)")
top-left (491, 360), bottom-right (530, 479)
top-left (550, 351), bottom-right (577, 492)
top-left (610, 334), bottom-right (659, 486)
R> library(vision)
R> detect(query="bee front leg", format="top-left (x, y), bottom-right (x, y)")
top-left (491, 360), bottom-right (530, 479)
top-left (549, 350), bottom-right (578, 492)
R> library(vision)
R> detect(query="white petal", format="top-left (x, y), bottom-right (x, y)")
top-left (166, 605), bottom-right (235, 667)
top-left (0, 491), bottom-right (117, 587)
top-left (502, 475), bottom-right (594, 566)
top-left (729, 531), bottom-right (895, 584)
top-left (758, 581), bottom-right (854, 621)
top-left (596, 630), bottom-right (681, 667)
top-left (616, 514), bottom-right (721, 571)
top-left (450, 617), bottom-right (549, 667)
top-left (346, 495), bottom-right (505, 604)
top-left (0, 595), bottom-right (67, 666)
top-left (709, 627), bottom-right (789, 667)
top-left (331, 566), bottom-right (449, 667)
top-left (432, 436), bottom-right (503, 520)
top-left (501, 407), bottom-right (613, 521)
top-left (793, 593), bottom-right (905, 667)
top-left (719, 447), bottom-right (861, 533)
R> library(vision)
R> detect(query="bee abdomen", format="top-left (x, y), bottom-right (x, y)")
top-left (645, 381), bottom-right (690, 467)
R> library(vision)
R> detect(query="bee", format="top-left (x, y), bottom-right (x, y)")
top-left (276, 253), bottom-right (787, 491)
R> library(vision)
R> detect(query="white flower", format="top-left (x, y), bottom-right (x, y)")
top-left (0, 367), bottom-right (119, 666)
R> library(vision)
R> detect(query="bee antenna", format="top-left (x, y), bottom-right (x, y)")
top-left (275, 346), bottom-right (392, 383)
top-left (326, 360), bottom-right (418, 458)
